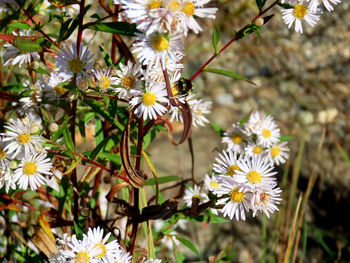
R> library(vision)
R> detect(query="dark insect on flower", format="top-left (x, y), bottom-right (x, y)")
top-left (175, 78), bottom-right (192, 98)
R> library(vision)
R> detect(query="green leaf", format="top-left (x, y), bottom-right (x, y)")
top-left (145, 176), bottom-right (181, 186)
top-left (176, 251), bottom-right (185, 263)
top-left (256, 0), bottom-right (267, 11)
top-left (210, 122), bottom-right (225, 137)
top-left (8, 22), bottom-right (32, 30)
top-left (95, 119), bottom-right (104, 145)
top-left (90, 137), bottom-right (110, 160)
top-left (73, 221), bottom-right (85, 240)
top-left (277, 2), bottom-right (294, 8)
top-left (204, 67), bottom-right (256, 86)
top-left (99, 46), bottom-right (114, 66)
top-left (62, 124), bottom-right (75, 153)
top-left (239, 112), bottom-right (251, 127)
top-left (208, 212), bottom-right (230, 224)
top-left (34, 67), bottom-right (48, 74)
top-left (98, 152), bottom-right (122, 166)
top-left (176, 236), bottom-right (199, 255)
top-left (88, 22), bottom-right (138, 36)
top-left (212, 25), bottom-right (220, 55)
top-left (13, 36), bottom-right (46, 52)
top-left (279, 135), bottom-right (295, 142)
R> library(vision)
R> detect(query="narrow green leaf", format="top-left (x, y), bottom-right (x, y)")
top-left (62, 124), bottom-right (75, 152)
top-left (204, 67), bottom-right (256, 86)
top-left (88, 22), bottom-right (138, 36)
top-left (176, 236), bottom-right (199, 255)
top-left (98, 152), bottom-right (122, 166)
top-left (279, 135), bottom-right (295, 142)
top-left (8, 22), bottom-right (32, 30)
top-left (73, 221), bottom-right (84, 240)
top-left (176, 251), bottom-right (185, 263)
top-left (277, 2), bottom-right (294, 8)
top-left (90, 137), bottom-right (110, 160)
top-left (210, 122), bottom-right (225, 137)
top-left (95, 119), bottom-right (104, 145)
top-left (99, 45), bottom-right (114, 67)
top-left (212, 25), bottom-right (220, 55)
top-left (145, 176), bottom-right (181, 186)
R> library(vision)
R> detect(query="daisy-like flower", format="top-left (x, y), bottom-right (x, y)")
top-left (245, 143), bottom-right (267, 159)
top-left (142, 258), bottom-right (162, 263)
top-left (249, 185), bottom-right (282, 218)
top-left (0, 167), bottom-right (16, 193)
top-left (3, 30), bottom-right (40, 67)
top-left (215, 177), bottom-right (252, 221)
top-left (213, 149), bottom-right (242, 178)
top-left (132, 31), bottom-right (184, 70)
top-left (221, 123), bottom-right (249, 153)
top-left (177, 0), bottom-right (218, 35)
top-left (256, 115), bottom-right (280, 147)
top-left (0, 138), bottom-right (12, 168)
top-left (93, 67), bottom-right (118, 91)
top-left (204, 174), bottom-right (221, 193)
top-left (120, 0), bottom-right (166, 34)
top-left (55, 43), bottom-right (94, 79)
top-left (160, 230), bottom-right (180, 250)
top-left (308, 0), bottom-right (341, 12)
top-left (86, 226), bottom-right (120, 262)
top-left (45, 73), bottom-right (70, 99)
top-left (113, 62), bottom-right (142, 99)
top-left (183, 184), bottom-right (209, 207)
top-left (267, 142), bottom-right (289, 165)
top-left (110, 249), bottom-right (132, 263)
top-left (2, 117), bottom-right (44, 158)
top-left (281, 1), bottom-right (320, 33)
top-left (130, 83), bottom-right (168, 120)
top-left (235, 155), bottom-right (277, 190)
top-left (13, 152), bottom-right (52, 191)
top-left (60, 234), bottom-right (98, 263)
top-left (244, 111), bottom-right (262, 136)
top-left (189, 98), bottom-right (212, 127)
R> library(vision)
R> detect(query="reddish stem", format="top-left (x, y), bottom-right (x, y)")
top-left (77, 0), bottom-right (86, 55)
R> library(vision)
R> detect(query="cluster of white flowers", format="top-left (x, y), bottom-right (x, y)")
top-left (184, 112), bottom-right (287, 220)
top-left (0, 116), bottom-right (52, 192)
top-left (281, 0), bottom-right (341, 33)
top-left (49, 227), bottom-right (132, 263)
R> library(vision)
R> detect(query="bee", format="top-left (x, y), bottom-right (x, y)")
top-left (175, 78), bottom-right (192, 98)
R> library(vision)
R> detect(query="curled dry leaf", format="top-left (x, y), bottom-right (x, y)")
top-left (31, 226), bottom-right (58, 258)
top-left (120, 117), bottom-right (147, 188)
top-left (106, 182), bottom-right (130, 202)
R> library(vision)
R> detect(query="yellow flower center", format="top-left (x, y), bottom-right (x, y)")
top-left (231, 134), bottom-right (243, 144)
top-left (0, 147), bottom-right (6, 160)
top-left (247, 170), bottom-right (262, 184)
top-left (148, 0), bottom-right (162, 9)
top-left (17, 133), bottom-right (30, 144)
top-left (262, 129), bottom-right (271, 138)
top-left (94, 243), bottom-right (107, 258)
top-left (227, 164), bottom-right (240, 176)
top-left (209, 180), bottom-right (220, 188)
top-left (74, 251), bottom-right (89, 263)
top-left (121, 76), bottom-right (135, 89)
top-left (68, 58), bottom-right (84, 74)
top-left (168, 0), bottom-right (180, 11)
top-left (293, 4), bottom-right (307, 19)
top-left (23, 161), bottom-right (37, 175)
top-left (152, 35), bottom-right (169, 51)
top-left (230, 188), bottom-right (245, 203)
top-left (253, 146), bottom-right (263, 155)
top-left (142, 92), bottom-right (157, 106)
top-left (54, 85), bottom-right (67, 96)
top-left (271, 147), bottom-right (280, 157)
top-left (192, 194), bottom-right (201, 199)
top-left (99, 77), bottom-right (111, 90)
top-left (182, 1), bottom-right (195, 16)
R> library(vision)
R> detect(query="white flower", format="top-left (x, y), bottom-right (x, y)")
top-left (215, 177), bottom-right (252, 221)
top-left (0, 137), bottom-right (12, 168)
top-left (245, 143), bottom-right (268, 159)
top-left (235, 155), bottom-right (277, 190)
top-left (130, 83), bottom-right (168, 120)
top-left (281, 1), bottom-right (320, 33)
top-left (132, 31), bottom-right (184, 70)
top-left (268, 142), bottom-right (289, 165)
top-left (86, 226), bottom-right (120, 262)
top-left (110, 249), bottom-right (132, 263)
top-left (256, 115), bottom-right (280, 147)
top-left (308, 0), bottom-right (340, 12)
top-left (213, 149), bottom-right (242, 178)
top-left (0, 167), bottom-right (16, 193)
top-left (249, 185), bottom-right (282, 218)
top-left (63, 4), bottom-right (80, 18)
top-left (221, 123), bottom-right (249, 153)
top-left (189, 98), bottom-right (211, 127)
top-left (204, 174), bottom-right (221, 192)
top-left (183, 184), bottom-right (209, 207)
top-left (45, 73), bottom-right (70, 99)
top-left (55, 43), bottom-right (94, 79)
top-left (177, 0), bottom-right (218, 35)
top-left (142, 258), bottom-right (162, 263)
top-left (13, 152), bottom-right (52, 191)
top-left (113, 62), bottom-right (143, 99)
top-left (93, 67), bottom-right (119, 91)
top-left (160, 230), bottom-right (180, 250)
top-left (2, 117), bottom-right (44, 158)
top-left (60, 234), bottom-right (98, 262)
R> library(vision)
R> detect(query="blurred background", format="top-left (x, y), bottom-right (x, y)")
top-left (146, 0), bottom-right (350, 262)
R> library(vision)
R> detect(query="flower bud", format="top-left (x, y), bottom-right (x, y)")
top-left (49, 122), bottom-right (59, 132)
top-left (255, 17), bottom-right (264, 27)
top-left (30, 123), bottom-right (40, 134)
